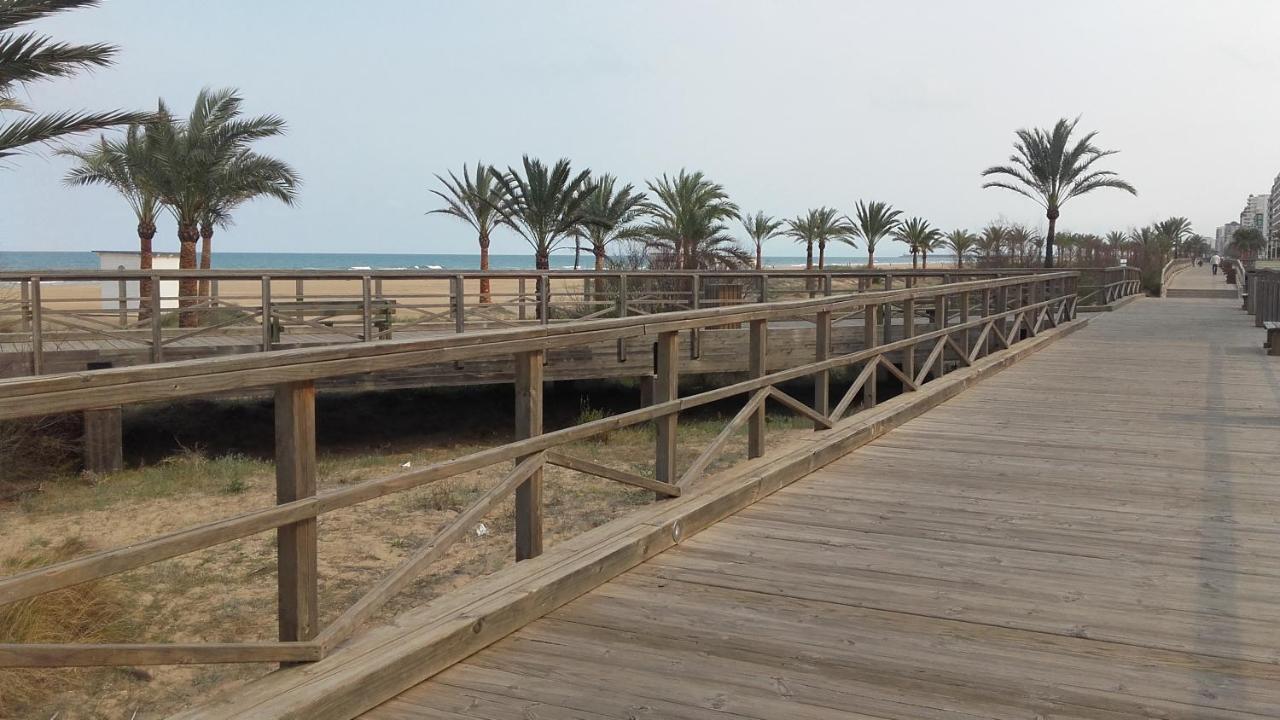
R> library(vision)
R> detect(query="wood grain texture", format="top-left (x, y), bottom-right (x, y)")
top-left (359, 294), bottom-right (1280, 720)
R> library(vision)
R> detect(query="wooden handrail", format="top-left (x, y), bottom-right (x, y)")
top-left (0, 271), bottom-right (1091, 669)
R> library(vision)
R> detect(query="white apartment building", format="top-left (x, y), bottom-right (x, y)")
top-left (1216, 222), bottom-right (1240, 253)
top-left (1269, 173), bottom-right (1280, 259)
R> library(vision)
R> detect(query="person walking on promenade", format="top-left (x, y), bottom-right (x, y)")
top-left (1211, 253), bottom-right (1221, 276)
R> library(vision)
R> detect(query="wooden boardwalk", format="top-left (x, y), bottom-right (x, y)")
top-left (363, 274), bottom-right (1280, 719)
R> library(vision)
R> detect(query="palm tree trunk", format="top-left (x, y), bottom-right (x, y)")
top-left (955, 253), bottom-right (963, 269)
top-left (536, 251), bottom-right (549, 271)
top-left (805, 242), bottom-right (813, 270)
top-left (755, 242), bottom-right (762, 270)
top-left (593, 246), bottom-right (606, 299)
top-left (867, 244), bottom-right (876, 269)
top-left (818, 241), bottom-right (826, 270)
top-left (911, 249), bottom-right (919, 270)
top-left (921, 251), bottom-right (928, 269)
top-left (478, 232), bottom-right (491, 304)
top-left (1044, 210), bottom-right (1058, 268)
top-left (198, 221), bottom-right (214, 301)
top-left (573, 236), bottom-right (581, 270)
top-left (177, 223), bottom-right (200, 328)
top-left (138, 220), bottom-right (155, 321)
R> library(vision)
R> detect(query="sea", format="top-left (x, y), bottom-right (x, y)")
top-left (0, 251), bottom-right (925, 271)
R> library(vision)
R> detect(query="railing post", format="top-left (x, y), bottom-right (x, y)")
top-left (361, 275), bottom-right (373, 341)
top-left (262, 276), bottom-right (273, 352)
top-left (19, 277), bottom-right (30, 332)
top-left (959, 290), bottom-right (970, 356)
top-left (518, 277), bottom-right (528, 321)
top-left (83, 406), bottom-right (123, 474)
top-left (748, 319), bottom-right (767, 459)
top-left (538, 274), bottom-right (550, 325)
top-left (864, 302), bottom-right (878, 407)
top-left (616, 274), bottom-right (628, 362)
top-left (902, 285), bottom-right (916, 381)
top-left (150, 275), bottom-right (163, 363)
top-left (689, 274), bottom-right (701, 360)
top-left (117, 277), bottom-right (128, 328)
top-left (514, 350), bottom-right (544, 560)
top-left (759, 274), bottom-right (769, 303)
top-left (814, 310), bottom-right (831, 428)
top-left (275, 380), bottom-right (318, 647)
top-left (452, 275), bottom-right (466, 334)
top-left (30, 276), bottom-right (43, 375)
top-left (654, 331), bottom-right (679, 487)
top-left (823, 273), bottom-right (833, 297)
top-left (882, 274), bottom-right (894, 343)
top-left (209, 278), bottom-right (219, 310)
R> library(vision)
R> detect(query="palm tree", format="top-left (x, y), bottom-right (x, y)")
top-left (430, 162), bottom-right (504, 302)
top-left (740, 211), bottom-right (783, 270)
top-left (1231, 227), bottom-right (1266, 261)
top-left (196, 150), bottom-right (299, 297)
top-left (139, 88), bottom-right (290, 326)
top-left (580, 174), bottom-right (646, 272)
top-left (0, 0), bottom-right (150, 160)
top-left (59, 125), bottom-right (160, 316)
top-left (976, 224), bottom-right (1007, 264)
top-left (1154, 216), bottom-right (1193, 257)
top-left (641, 170), bottom-right (741, 270)
top-left (851, 200), bottom-right (902, 268)
top-left (895, 217), bottom-right (941, 269)
top-left (982, 117), bottom-right (1137, 268)
top-left (785, 207), bottom-right (853, 270)
top-left (490, 156), bottom-right (593, 270)
top-left (944, 229), bottom-right (977, 268)
top-left (1105, 230), bottom-right (1127, 263)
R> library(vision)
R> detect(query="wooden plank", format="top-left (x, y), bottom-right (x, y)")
top-left (747, 319), bottom-right (766, 458)
top-left (513, 350), bottom-right (543, 561)
top-left (82, 405), bottom-right (123, 474)
top-left (545, 451), bottom-right (679, 497)
top-left (653, 331), bottom-right (678, 486)
top-left (678, 388), bottom-right (771, 487)
top-left (0, 641), bottom-right (320, 668)
top-left (317, 453), bottom-right (545, 652)
top-left (813, 309), bottom-right (830, 427)
top-left (275, 381), bottom-right (319, 646)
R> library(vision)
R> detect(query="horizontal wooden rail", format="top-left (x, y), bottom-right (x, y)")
top-left (0, 270), bottom-right (1089, 668)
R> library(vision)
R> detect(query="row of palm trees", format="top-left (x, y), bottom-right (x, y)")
top-left (59, 89), bottom-right (299, 323)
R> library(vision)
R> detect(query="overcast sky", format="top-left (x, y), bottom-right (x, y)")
top-left (3, 0), bottom-right (1278, 258)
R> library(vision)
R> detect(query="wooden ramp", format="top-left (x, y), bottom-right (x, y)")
top-left (1166, 262), bottom-right (1239, 298)
top-left (362, 292), bottom-right (1280, 718)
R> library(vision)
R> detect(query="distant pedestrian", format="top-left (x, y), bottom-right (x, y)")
top-left (1211, 253), bottom-right (1221, 275)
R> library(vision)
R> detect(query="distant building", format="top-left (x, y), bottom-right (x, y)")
top-left (1216, 222), bottom-right (1240, 253)
top-left (93, 250), bottom-right (181, 311)
top-left (1240, 193), bottom-right (1269, 244)
top-left (1270, 173), bottom-right (1280, 259)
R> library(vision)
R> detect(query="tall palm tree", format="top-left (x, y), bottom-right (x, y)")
top-left (0, 0), bottom-right (150, 160)
top-left (981, 117), bottom-right (1137, 268)
top-left (580, 173), bottom-right (646, 272)
top-left (944, 229), bottom-right (977, 268)
top-left (785, 207), bottom-right (853, 270)
top-left (895, 217), bottom-right (941, 270)
top-left (59, 125), bottom-right (160, 316)
top-left (641, 170), bottom-right (741, 270)
top-left (430, 162), bottom-right (504, 302)
top-left (490, 156), bottom-right (593, 270)
top-left (139, 88), bottom-right (289, 325)
top-left (740, 211), bottom-right (783, 270)
top-left (851, 200), bottom-right (901, 268)
top-left (196, 150), bottom-right (299, 297)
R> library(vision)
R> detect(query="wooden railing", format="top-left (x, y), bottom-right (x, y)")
top-left (1159, 258), bottom-right (1192, 297)
top-left (2, 268), bottom-right (1093, 376)
top-left (1074, 266), bottom-right (1143, 308)
top-left (0, 271), bottom-right (1087, 669)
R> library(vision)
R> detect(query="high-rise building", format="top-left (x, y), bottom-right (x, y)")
top-left (1240, 193), bottom-right (1269, 238)
top-left (1269, 173), bottom-right (1280, 259)
top-left (1216, 222), bottom-right (1240, 253)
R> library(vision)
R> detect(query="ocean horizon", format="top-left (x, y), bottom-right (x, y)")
top-left (0, 250), bottom-right (941, 272)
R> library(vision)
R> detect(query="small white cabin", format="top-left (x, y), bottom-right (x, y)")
top-left (94, 250), bottom-right (182, 310)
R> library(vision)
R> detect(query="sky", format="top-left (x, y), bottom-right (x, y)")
top-left (2, 0), bottom-right (1278, 259)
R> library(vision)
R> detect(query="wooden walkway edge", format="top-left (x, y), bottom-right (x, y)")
top-left (172, 314), bottom-right (1091, 720)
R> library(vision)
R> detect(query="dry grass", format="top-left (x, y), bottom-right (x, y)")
top-left (0, 537), bottom-right (137, 717)
top-left (0, 407), bottom-right (812, 719)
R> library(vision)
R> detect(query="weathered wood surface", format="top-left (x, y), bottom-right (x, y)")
top-left (361, 294), bottom-right (1280, 719)
top-left (1166, 263), bottom-right (1239, 298)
